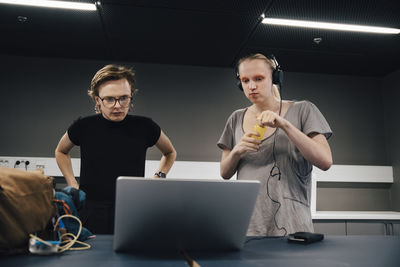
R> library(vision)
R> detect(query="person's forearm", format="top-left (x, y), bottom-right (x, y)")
top-left (280, 121), bottom-right (332, 170)
top-left (157, 150), bottom-right (177, 174)
top-left (55, 151), bottom-right (79, 188)
top-left (220, 149), bottom-right (241, 179)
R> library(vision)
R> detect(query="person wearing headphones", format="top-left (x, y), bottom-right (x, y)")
top-left (55, 64), bottom-right (176, 234)
top-left (217, 53), bottom-right (332, 236)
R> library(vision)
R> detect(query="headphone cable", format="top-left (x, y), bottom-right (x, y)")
top-left (245, 83), bottom-right (287, 245)
top-left (266, 85), bottom-right (287, 237)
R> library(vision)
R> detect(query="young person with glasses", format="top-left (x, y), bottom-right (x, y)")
top-left (55, 64), bottom-right (176, 234)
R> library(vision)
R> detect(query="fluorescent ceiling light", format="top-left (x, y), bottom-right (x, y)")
top-left (262, 17), bottom-right (400, 34)
top-left (0, 0), bottom-right (97, 11)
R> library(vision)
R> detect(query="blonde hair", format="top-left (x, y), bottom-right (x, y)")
top-left (237, 53), bottom-right (280, 100)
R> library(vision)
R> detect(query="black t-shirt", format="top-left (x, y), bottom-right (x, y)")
top-left (68, 114), bottom-right (161, 202)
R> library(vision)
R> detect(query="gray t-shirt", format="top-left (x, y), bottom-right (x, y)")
top-left (217, 100), bottom-right (332, 236)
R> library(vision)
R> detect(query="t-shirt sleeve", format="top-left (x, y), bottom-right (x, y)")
top-left (217, 113), bottom-right (235, 150)
top-left (67, 117), bottom-right (83, 146)
top-left (301, 101), bottom-right (332, 140)
top-left (145, 118), bottom-right (161, 147)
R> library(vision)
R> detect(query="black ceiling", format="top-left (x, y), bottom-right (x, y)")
top-left (1, 0), bottom-right (399, 76)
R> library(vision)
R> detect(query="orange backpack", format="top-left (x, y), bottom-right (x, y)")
top-left (0, 167), bottom-right (56, 255)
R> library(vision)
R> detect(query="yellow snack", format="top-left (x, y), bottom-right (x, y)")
top-left (252, 124), bottom-right (266, 140)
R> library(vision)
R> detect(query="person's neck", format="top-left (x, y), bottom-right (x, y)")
top-left (250, 99), bottom-right (281, 115)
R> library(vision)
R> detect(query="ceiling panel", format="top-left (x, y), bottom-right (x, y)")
top-left (0, 2), bottom-right (107, 59)
top-left (101, 0), bottom-right (269, 14)
top-left (242, 0), bottom-right (400, 75)
top-left (100, 0), bottom-right (271, 66)
top-left (0, 0), bottom-right (399, 76)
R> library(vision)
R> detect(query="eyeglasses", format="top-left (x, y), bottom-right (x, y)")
top-left (99, 95), bottom-right (131, 108)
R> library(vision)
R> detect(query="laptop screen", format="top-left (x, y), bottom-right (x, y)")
top-left (113, 177), bottom-right (260, 252)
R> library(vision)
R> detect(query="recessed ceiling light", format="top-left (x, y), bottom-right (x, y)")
top-left (313, 37), bottom-right (322, 44)
top-left (262, 17), bottom-right (400, 34)
top-left (17, 15), bottom-right (28, 23)
top-left (0, 0), bottom-right (97, 11)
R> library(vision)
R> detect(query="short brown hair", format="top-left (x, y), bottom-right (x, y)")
top-left (88, 64), bottom-right (136, 100)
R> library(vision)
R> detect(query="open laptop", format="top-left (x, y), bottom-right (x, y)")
top-left (113, 177), bottom-right (260, 252)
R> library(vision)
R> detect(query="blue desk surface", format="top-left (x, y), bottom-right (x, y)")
top-left (1, 235), bottom-right (400, 266)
